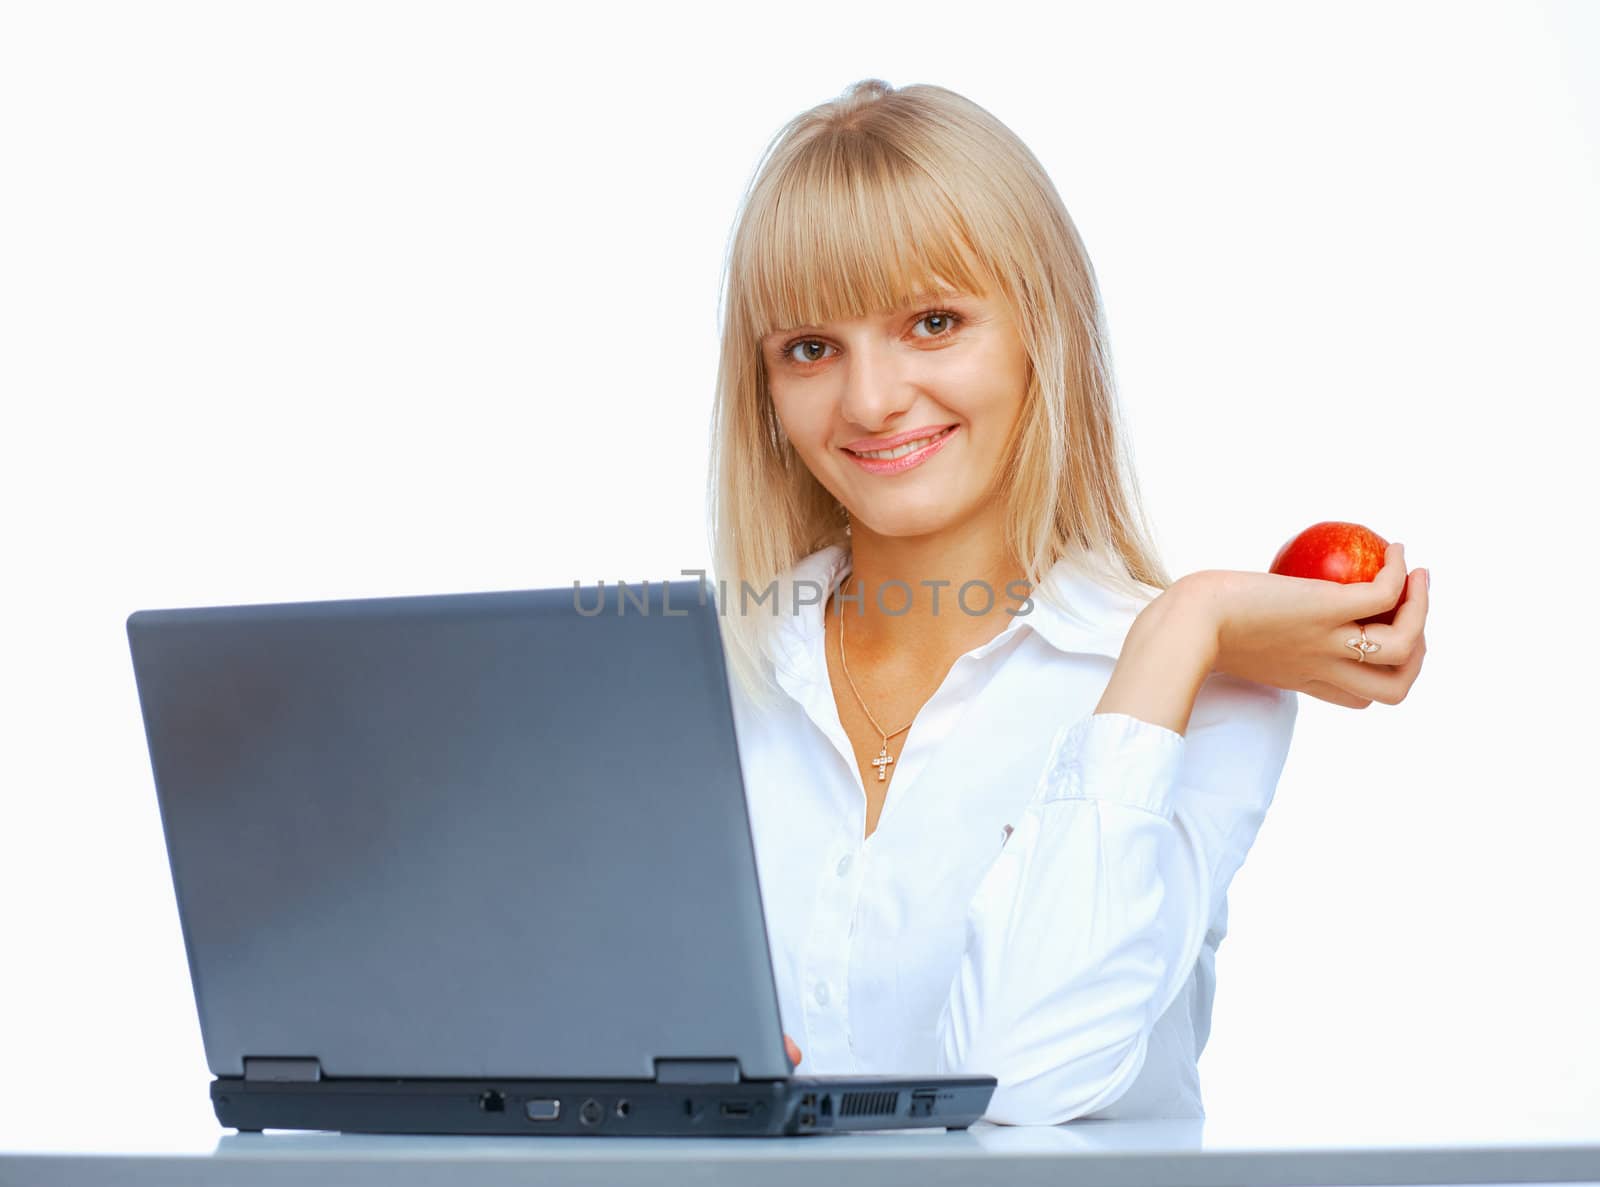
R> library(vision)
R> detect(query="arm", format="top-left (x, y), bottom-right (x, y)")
top-left (1093, 578), bottom-right (1219, 736)
top-left (932, 586), bottom-right (1297, 1125)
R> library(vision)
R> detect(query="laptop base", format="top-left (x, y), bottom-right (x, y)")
top-left (212, 1074), bottom-right (991, 1136)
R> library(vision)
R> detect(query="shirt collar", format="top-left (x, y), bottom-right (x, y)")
top-left (763, 543), bottom-right (1158, 690)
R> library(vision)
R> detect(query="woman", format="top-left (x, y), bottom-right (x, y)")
top-left (705, 79), bottom-right (1429, 1125)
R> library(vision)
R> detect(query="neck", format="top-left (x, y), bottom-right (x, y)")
top-left (832, 511), bottom-right (1030, 665)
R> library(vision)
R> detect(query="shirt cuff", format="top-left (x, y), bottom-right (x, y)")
top-left (1034, 711), bottom-right (1186, 819)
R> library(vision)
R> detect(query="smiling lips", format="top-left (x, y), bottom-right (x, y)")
top-left (843, 425), bottom-right (958, 474)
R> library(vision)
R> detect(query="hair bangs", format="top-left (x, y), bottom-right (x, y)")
top-left (739, 134), bottom-right (995, 347)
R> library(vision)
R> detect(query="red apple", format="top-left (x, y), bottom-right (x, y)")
top-left (1269, 521), bottom-right (1399, 627)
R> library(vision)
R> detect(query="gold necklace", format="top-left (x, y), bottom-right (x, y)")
top-left (836, 592), bottom-right (916, 784)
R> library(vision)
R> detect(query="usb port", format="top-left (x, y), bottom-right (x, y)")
top-left (720, 1101), bottom-right (752, 1118)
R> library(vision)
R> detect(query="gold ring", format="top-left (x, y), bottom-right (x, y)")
top-left (1345, 628), bottom-right (1381, 663)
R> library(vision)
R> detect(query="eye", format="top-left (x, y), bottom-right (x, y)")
top-left (774, 310), bottom-right (964, 369)
top-left (779, 339), bottom-right (836, 367)
top-left (910, 310), bottom-right (960, 339)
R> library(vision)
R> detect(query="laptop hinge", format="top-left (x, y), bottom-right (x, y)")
top-left (653, 1058), bottom-right (741, 1084)
top-left (243, 1057), bottom-right (323, 1083)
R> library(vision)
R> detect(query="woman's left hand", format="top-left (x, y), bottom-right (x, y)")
top-left (1180, 542), bottom-right (1429, 709)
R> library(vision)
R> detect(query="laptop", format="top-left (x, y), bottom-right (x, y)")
top-left (125, 577), bottom-right (996, 1136)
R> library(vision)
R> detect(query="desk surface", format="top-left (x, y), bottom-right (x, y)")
top-left (4, 1106), bottom-right (1599, 1187)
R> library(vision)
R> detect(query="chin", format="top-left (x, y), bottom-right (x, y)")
top-left (852, 506), bottom-right (971, 540)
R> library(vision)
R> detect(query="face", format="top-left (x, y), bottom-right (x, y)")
top-left (761, 283), bottom-right (1031, 540)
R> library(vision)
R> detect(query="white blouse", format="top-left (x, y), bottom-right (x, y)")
top-left (727, 544), bottom-right (1298, 1125)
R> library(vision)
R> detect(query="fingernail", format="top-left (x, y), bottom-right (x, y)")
top-left (1424, 569), bottom-right (1430, 590)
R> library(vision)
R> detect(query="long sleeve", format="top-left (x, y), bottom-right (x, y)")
top-left (933, 679), bottom-right (1297, 1125)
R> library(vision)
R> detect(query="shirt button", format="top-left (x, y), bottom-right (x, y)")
top-left (814, 982), bottom-right (831, 1006)
top-left (836, 854), bottom-right (852, 877)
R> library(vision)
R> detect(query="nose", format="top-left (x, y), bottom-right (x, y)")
top-left (837, 335), bottom-right (916, 432)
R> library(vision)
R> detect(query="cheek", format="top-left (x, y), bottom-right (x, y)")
top-left (768, 389), bottom-right (827, 455)
top-left (976, 344), bottom-right (1031, 431)
top-left (954, 360), bottom-right (1028, 434)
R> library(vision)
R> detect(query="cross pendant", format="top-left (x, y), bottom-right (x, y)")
top-left (871, 745), bottom-right (894, 781)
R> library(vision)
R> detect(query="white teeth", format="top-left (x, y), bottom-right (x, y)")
top-left (854, 427), bottom-right (952, 461)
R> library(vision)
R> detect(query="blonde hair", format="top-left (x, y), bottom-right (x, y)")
top-left (707, 78), bottom-right (1173, 709)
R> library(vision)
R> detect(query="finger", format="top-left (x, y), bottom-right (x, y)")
top-left (1350, 542), bottom-right (1408, 622)
top-left (1336, 567), bottom-right (1428, 669)
top-left (1322, 628), bottom-right (1427, 706)
top-left (1302, 678), bottom-right (1373, 709)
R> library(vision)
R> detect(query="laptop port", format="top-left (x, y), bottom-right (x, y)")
top-left (720, 1101), bottom-right (752, 1118)
top-left (910, 1090), bottom-right (936, 1118)
top-left (800, 1112), bottom-right (816, 1128)
top-left (578, 1098), bottom-right (603, 1127)
top-left (819, 1094), bottom-right (832, 1117)
top-left (525, 1098), bottom-right (561, 1121)
top-left (615, 1099), bottom-right (631, 1119)
top-left (478, 1090), bottom-right (505, 1113)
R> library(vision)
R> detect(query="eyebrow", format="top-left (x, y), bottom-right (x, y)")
top-left (762, 289), bottom-right (972, 344)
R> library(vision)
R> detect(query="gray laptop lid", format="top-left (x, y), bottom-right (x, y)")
top-left (126, 579), bottom-right (791, 1083)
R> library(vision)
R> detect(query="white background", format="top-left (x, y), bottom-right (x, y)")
top-left (2, 0), bottom-right (1597, 1152)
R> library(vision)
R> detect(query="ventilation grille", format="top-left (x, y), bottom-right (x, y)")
top-left (838, 1090), bottom-right (899, 1118)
